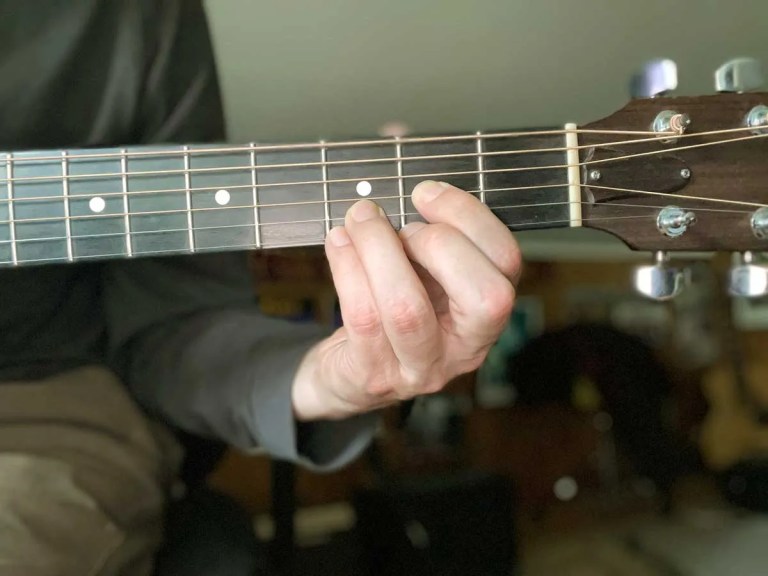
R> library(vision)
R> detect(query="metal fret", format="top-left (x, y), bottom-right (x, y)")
top-left (395, 137), bottom-right (405, 229)
top-left (250, 143), bottom-right (261, 248)
top-left (183, 146), bottom-right (195, 252)
top-left (6, 153), bottom-right (17, 265)
top-left (120, 149), bottom-right (133, 257)
top-left (476, 131), bottom-right (486, 205)
top-left (320, 141), bottom-right (330, 235)
top-left (61, 152), bottom-right (74, 261)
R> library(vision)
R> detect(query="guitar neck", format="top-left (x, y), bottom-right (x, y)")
top-left (0, 126), bottom-right (581, 267)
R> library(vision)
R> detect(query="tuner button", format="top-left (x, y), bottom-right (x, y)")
top-left (729, 251), bottom-right (768, 298)
top-left (715, 57), bottom-right (764, 93)
top-left (630, 58), bottom-right (678, 99)
top-left (634, 251), bottom-right (691, 301)
top-left (751, 207), bottom-right (768, 238)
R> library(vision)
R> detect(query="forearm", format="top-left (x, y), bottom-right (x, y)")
top-left (119, 307), bottom-right (377, 471)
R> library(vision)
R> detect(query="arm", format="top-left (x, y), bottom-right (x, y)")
top-left (105, 253), bottom-right (377, 470)
top-left (105, 0), bottom-right (376, 471)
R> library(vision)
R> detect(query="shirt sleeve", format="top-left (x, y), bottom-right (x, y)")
top-left (103, 0), bottom-right (377, 471)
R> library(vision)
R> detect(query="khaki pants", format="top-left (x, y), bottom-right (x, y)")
top-left (0, 366), bottom-right (182, 576)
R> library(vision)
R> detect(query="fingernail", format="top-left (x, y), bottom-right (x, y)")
top-left (413, 180), bottom-right (449, 203)
top-left (399, 221), bottom-right (426, 238)
top-left (327, 226), bottom-right (350, 247)
top-left (349, 199), bottom-right (386, 222)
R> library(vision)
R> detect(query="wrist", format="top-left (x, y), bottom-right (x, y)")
top-left (291, 335), bottom-right (355, 421)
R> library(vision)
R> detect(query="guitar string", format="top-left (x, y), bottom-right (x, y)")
top-left (0, 201), bottom-right (752, 249)
top-left (0, 124), bottom-right (760, 188)
top-left (0, 127), bottom-right (691, 166)
top-left (0, 208), bottom-right (745, 266)
top-left (0, 180), bottom-right (760, 230)
top-left (0, 128), bottom-right (765, 211)
top-left (0, 180), bottom-right (762, 231)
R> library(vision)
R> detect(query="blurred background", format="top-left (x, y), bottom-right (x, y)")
top-left (201, 1), bottom-right (768, 575)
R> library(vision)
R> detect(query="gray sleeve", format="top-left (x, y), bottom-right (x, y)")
top-left (103, 252), bottom-right (377, 471)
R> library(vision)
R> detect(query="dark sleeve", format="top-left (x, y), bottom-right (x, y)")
top-left (103, 0), bottom-right (377, 471)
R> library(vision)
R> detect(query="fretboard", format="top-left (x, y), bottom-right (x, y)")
top-left (0, 127), bottom-right (579, 267)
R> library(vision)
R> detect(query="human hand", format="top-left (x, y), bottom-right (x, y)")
top-left (291, 180), bottom-right (521, 421)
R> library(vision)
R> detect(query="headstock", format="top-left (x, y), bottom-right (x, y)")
top-left (578, 58), bottom-right (768, 299)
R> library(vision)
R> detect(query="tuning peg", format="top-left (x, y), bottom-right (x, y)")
top-left (715, 57), bottom-right (764, 93)
top-left (634, 251), bottom-right (691, 300)
top-left (729, 251), bottom-right (768, 298)
top-left (629, 58), bottom-right (678, 99)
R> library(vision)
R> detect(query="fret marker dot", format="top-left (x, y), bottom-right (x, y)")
top-left (89, 196), bottom-right (106, 213)
top-left (356, 181), bottom-right (372, 197)
top-left (214, 189), bottom-right (231, 206)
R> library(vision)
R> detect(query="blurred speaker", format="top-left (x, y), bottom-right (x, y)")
top-left (719, 459), bottom-right (768, 512)
top-left (352, 471), bottom-right (517, 576)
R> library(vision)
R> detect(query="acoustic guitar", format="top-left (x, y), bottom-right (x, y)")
top-left (1, 58), bottom-right (767, 306)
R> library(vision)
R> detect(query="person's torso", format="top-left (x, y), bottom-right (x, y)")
top-left (0, 1), bottom-right (150, 379)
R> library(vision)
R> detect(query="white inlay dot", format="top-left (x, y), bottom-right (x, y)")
top-left (553, 476), bottom-right (579, 501)
top-left (214, 189), bottom-right (231, 206)
top-left (89, 196), bottom-right (106, 213)
top-left (356, 180), bottom-right (372, 197)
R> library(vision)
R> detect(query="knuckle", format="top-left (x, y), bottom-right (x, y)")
top-left (364, 371), bottom-right (394, 399)
top-left (387, 298), bottom-right (431, 336)
top-left (479, 279), bottom-right (516, 325)
top-left (400, 362), bottom-right (447, 398)
top-left (346, 305), bottom-right (382, 338)
top-left (496, 245), bottom-right (523, 282)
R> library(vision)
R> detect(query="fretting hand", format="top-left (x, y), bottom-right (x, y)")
top-left (291, 180), bottom-right (521, 420)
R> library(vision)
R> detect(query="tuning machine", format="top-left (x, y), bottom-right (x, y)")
top-left (634, 251), bottom-right (691, 301)
top-left (715, 57), bottom-right (764, 93)
top-left (629, 58), bottom-right (678, 99)
top-left (729, 252), bottom-right (768, 298)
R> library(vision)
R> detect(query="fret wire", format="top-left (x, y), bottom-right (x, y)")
top-left (61, 151), bottom-right (74, 262)
top-left (321, 141), bottom-right (330, 235)
top-left (183, 146), bottom-right (195, 252)
top-left (5, 152), bottom-right (19, 266)
top-left (0, 124), bottom-right (759, 186)
top-left (121, 149), bottom-right (133, 257)
top-left (6, 153), bottom-right (17, 264)
top-left (250, 143), bottom-right (261, 248)
top-left (476, 131), bottom-right (486, 205)
top-left (395, 137), bottom-right (405, 229)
